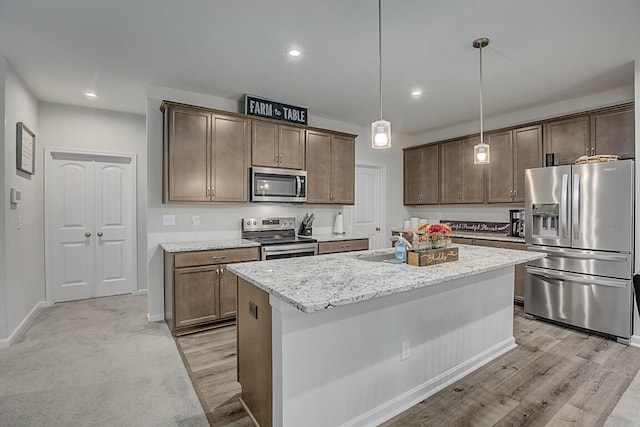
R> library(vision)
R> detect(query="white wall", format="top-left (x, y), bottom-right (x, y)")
top-left (1, 60), bottom-right (43, 341)
top-left (634, 60), bottom-right (640, 341)
top-left (0, 57), bottom-right (7, 339)
top-left (145, 86), bottom-right (410, 319)
top-left (38, 103), bottom-right (147, 293)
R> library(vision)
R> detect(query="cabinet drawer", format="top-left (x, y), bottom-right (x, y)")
top-left (174, 247), bottom-right (260, 268)
top-left (318, 239), bottom-right (369, 255)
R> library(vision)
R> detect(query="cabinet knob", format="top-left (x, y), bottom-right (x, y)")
top-left (591, 147), bottom-right (595, 154)
top-left (97, 232), bottom-right (103, 237)
top-left (375, 227), bottom-right (381, 231)
top-left (85, 232), bottom-right (91, 237)
top-left (211, 255), bottom-right (226, 261)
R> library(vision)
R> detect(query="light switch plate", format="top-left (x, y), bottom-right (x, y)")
top-left (192, 216), bottom-right (200, 226)
top-left (163, 215), bottom-right (176, 226)
top-left (401, 340), bottom-right (410, 361)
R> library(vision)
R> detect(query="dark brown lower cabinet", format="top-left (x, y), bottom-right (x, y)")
top-left (164, 246), bottom-right (260, 335)
top-left (451, 237), bottom-right (526, 304)
top-left (318, 239), bottom-right (369, 255)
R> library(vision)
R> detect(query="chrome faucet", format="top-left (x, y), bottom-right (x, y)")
top-left (390, 234), bottom-right (413, 250)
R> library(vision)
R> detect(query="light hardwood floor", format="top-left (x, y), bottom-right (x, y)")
top-left (175, 306), bottom-right (640, 426)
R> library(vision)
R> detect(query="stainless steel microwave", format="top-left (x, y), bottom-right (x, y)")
top-left (250, 167), bottom-right (307, 203)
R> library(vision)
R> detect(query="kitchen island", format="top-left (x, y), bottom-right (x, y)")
top-left (227, 244), bottom-right (545, 427)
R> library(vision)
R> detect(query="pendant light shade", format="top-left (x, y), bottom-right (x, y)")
top-left (473, 37), bottom-right (490, 164)
top-left (372, 120), bottom-right (391, 149)
top-left (371, 0), bottom-right (391, 149)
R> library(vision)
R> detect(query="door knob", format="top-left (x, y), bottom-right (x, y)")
top-left (375, 227), bottom-right (381, 231)
top-left (97, 232), bottom-right (103, 237)
top-left (85, 232), bottom-right (91, 237)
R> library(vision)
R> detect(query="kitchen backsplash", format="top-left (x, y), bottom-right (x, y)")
top-left (405, 205), bottom-right (519, 228)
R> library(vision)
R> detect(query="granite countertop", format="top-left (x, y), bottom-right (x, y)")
top-left (160, 239), bottom-right (260, 252)
top-left (313, 233), bottom-right (369, 242)
top-left (227, 244), bottom-right (545, 313)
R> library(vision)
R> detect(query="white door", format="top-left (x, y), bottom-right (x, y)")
top-left (350, 164), bottom-right (386, 249)
top-left (47, 151), bottom-right (136, 303)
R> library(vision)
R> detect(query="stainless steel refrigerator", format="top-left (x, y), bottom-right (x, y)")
top-left (524, 160), bottom-right (634, 342)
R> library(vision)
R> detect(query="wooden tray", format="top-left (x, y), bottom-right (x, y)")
top-left (574, 155), bottom-right (619, 164)
top-left (407, 246), bottom-right (459, 266)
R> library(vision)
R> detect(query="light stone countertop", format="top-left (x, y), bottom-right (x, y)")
top-left (160, 239), bottom-right (260, 252)
top-left (227, 244), bottom-right (545, 313)
top-left (313, 233), bottom-right (369, 242)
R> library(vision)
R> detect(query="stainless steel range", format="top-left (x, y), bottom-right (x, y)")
top-left (242, 217), bottom-right (318, 261)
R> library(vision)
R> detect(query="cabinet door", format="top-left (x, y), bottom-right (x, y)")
top-left (165, 107), bottom-right (210, 202)
top-left (212, 114), bottom-right (249, 202)
top-left (174, 265), bottom-right (219, 328)
top-left (513, 125), bottom-right (542, 203)
top-left (544, 115), bottom-right (589, 165)
top-left (591, 107), bottom-right (635, 159)
top-left (461, 137), bottom-right (484, 203)
top-left (420, 144), bottom-right (440, 204)
top-left (330, 135), bottom-right (355, 204)
top-left (487, 130), bottom-right (514, 203)
top-left (279, 126), bottom-right (305, 169)
top-left (219, 265), bottom-right (238, 319)
top-left (306, 130), bottom-right (332, 203)
top-left (440, 140), bottom-right (463, 204)
top-left (251, 121), bottom-right (279, 168)
top-left (404, 148), bottom-right (422, 205)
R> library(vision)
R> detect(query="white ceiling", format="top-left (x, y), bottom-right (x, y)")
top-left (1, 0), bottom-right (639, 135)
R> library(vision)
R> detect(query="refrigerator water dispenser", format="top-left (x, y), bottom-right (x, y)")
top-left (531, 204), bottom-right (559, 237)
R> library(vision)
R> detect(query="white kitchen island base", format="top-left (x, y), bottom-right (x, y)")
top-left (244, 267), bottom-right (516, 427)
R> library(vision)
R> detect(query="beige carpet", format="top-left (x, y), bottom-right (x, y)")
top-left (0, 294), bottom-right (208, 427)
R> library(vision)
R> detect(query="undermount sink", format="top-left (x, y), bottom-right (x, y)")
top-left (356, 253), bottom-right (398, 262)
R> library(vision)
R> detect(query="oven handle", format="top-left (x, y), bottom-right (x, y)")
top-left (526, 266), bottom-right (628, 288)
top-left (262, 243), bottom-right (318, 254)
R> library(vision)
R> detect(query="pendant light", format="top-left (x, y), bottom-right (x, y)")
top-left (473, 37), bottom-right (490, 164)
top-left (371, 0), bottom-right (391, 149)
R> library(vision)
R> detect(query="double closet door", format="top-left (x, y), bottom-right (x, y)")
top-left (47, 152), bottom-right (136, 303)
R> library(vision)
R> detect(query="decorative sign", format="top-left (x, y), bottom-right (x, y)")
top-left (16, 122), bottom-right (35, 175)
top-left (244, 94), bottom-right (308, 125)
top-left (441, 220), bottom-right (510, 234)
top-left (408, 247), bottom-right (459, 266)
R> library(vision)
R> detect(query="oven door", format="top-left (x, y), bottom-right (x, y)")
top-left (261, 242), bottom-right (318, 261)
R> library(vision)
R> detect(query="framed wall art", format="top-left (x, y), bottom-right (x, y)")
top-left (17, 122), bottom-right (35, 175)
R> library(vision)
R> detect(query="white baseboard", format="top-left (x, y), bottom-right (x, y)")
top-left (147, 313), bottom-right (165, 322)
top-left (0, 301), bottom-right (46, 349)
top-left (630, 335), bottom-right (640, 348)
top-left (345, 337), bottom-right (517, 427)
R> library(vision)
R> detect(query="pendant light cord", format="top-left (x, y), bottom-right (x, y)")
top-left (479, 44), bottom-right (484, 144)
top-left (378, 0), bottom-right (383, 121)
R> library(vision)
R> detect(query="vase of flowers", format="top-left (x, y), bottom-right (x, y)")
top-left (413, 223), bottom-right (452, 250)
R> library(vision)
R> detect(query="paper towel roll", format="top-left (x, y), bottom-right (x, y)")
top-left (333, 212), bottom-right (344, 234)
top-left (410, 217), bottom-right (419, 229)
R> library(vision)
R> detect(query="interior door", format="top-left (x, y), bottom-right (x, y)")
top-left (50, 157), bottom-right (95, 302)
top-left (94, 160), bottom-right (135, 297)
top-left (350, 164), bottom-right (384, 249)
top-left (47, 151), bottom-right (136, 303)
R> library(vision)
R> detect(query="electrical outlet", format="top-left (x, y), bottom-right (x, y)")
top-left (192, 216), bottom-right (200, 226)
top-left (163, 215), bottom-right (176, 226)
top-left (401, 340), bottom-right (410, 361)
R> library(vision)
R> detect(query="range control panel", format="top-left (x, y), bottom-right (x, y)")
top-left (242, 217), bottom-right (296, 231)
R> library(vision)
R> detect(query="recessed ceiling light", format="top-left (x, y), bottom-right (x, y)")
top-left (288, 49), bottom-right (301, 57)
top-left (85, 92), bottom-right (98, 98)
top-left (411, 90), bottom-right (423, 97)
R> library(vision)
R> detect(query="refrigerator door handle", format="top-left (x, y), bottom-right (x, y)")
top-left (561, 174), bottom-right (569, 238)
top-left (572, 173), bottom-right (580, 240)
top-left (526, 266), bottom-right (628, 288)
top-left (527, 245), bottom-right (629, 262)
